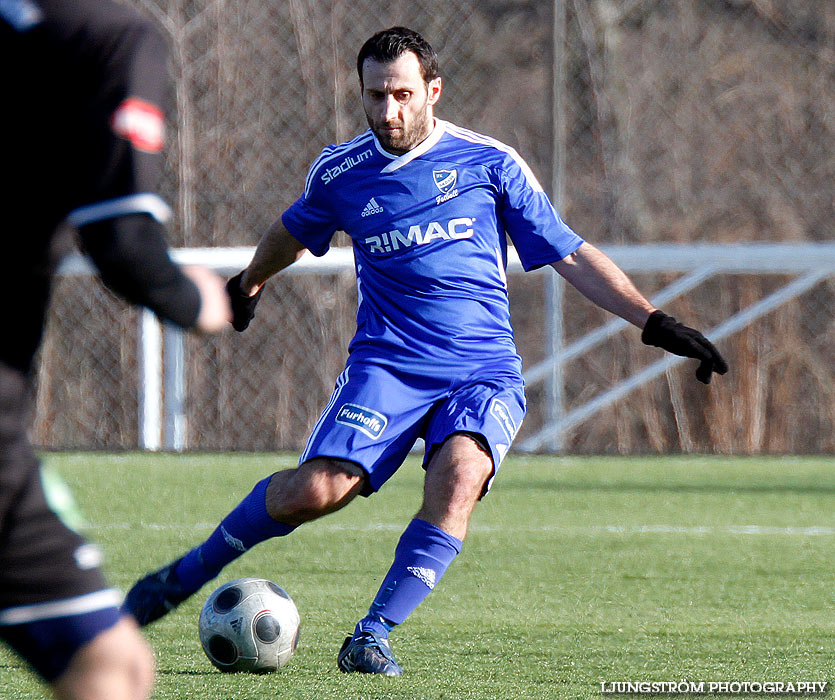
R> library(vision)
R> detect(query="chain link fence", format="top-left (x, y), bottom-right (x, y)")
top-left (32, 0), bottom-right (835, 454)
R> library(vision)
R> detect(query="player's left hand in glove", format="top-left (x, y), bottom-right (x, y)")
top-left (641, 310), bottom-right (728, 385)
top-left (226, 271), bottom-right (264, 332)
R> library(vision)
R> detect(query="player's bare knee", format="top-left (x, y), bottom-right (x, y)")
top-left (420, 436), bottom-right (494, 531)
top-left (434, 436), bottom-right (493, 490)
top-left (463, 456), bottom-right (494, 490)
top-left (266, 460), bottom-right (363, 525)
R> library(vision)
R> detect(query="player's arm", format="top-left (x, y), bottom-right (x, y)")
top-left (240, 216), bottom-right (306, 294)
top-left (226, 216), bottom-right (307, 331)
top-left (551, 242), bottom-right (728, 384)
top-left (79, 214), bottom-right (230, 333)
top-left (551, 242), bottom-right (655, 327)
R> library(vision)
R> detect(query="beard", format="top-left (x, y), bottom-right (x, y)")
top-left (366, 105), bottom-right (433, 155)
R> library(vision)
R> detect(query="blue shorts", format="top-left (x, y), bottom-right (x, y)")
top-left (299, 361), bottom-right (526, 496)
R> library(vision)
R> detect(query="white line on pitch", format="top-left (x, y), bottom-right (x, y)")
top-left (85, 522), bottom-right (835, 536)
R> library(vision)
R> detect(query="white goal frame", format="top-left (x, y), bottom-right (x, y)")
top-left (57, 242), bottom-right (835, 452)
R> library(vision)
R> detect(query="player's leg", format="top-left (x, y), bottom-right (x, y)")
top-left (340, 379), bottom-right (525, 675)
top-left (124, 361), bottom-right (430, 627)
top-left (3, 612), bottom-right (154, 700)
top-left (363, 433), bottom-right (491, 629)
top-left (50, 617), bottom-right (153, 700)
top-left (176, 458), bottom-right (364, 586)
top-left (122, 459), bottom-right (364, 626)
top-left (416, 432), bottom-right (494, 538)
top-left (264, 457), bottom-right (367, 526)
top-left (0, 515), bottom-right (152, 700)
top-left (338, 435), bottom-right (486, 676)
top-left (0, 364), bottom-right (153, 699)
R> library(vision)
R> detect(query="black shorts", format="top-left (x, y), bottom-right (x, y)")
top-left (0, 362), bottom-right (122, 680)
top-left (0, 367), bottom-right (109, 608)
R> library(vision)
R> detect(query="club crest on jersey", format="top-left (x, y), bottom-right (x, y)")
top-left (335, 403), bottom-right (387, 439)
top-left (111, 97), bottom-right (165, 153)
top-left (433, 169), bottom-right (459, 205)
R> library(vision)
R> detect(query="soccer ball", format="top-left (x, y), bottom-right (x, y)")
top-left (198, 577), bottom-right (300, 673)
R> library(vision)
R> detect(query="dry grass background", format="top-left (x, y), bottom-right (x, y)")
top-left (32, 1), bottom-right (835, 453)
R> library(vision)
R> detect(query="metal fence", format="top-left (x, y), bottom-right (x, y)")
top-left (31, 1), bottom-right (835, 454)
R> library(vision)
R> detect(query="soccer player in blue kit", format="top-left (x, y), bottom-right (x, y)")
top-left (125, 27), bottom-right (727, 675)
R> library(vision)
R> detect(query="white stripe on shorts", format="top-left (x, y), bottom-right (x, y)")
top-left (0, 588), bottom-right (123, 625)
top-left (299, 366), bottom-right (350, 464)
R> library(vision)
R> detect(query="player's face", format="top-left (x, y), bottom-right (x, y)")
top-left (361, 52), bottom-right (442, 155)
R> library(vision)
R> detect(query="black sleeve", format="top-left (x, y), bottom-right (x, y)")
top-left (78, 214), bottom-right (201, 329)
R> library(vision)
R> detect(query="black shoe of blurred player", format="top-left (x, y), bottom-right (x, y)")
top-left (122, 558), bottom-right (193, 626)
top-left (337, 630), bottom-right (403, 676)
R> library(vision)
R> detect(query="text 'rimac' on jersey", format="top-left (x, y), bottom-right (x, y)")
top-left (282, 119), bottom-right (584, 376)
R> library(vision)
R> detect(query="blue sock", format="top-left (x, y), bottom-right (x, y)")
top-left (175, 475), bottom-right (295, 592)
top-left (355, 518), bottom-right (462, 639)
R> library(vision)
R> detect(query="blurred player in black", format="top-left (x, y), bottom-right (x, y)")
top-left (1, 1), bottom-right (230, 698)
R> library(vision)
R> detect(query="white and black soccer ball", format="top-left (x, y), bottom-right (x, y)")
top-left (198, 577), bottom-right (300, 673)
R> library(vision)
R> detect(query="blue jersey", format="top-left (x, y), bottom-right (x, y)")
top-left (282, 119), bottom-right (584, 377)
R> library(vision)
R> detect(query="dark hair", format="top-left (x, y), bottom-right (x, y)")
top-left (356, 26), bottom-right (439, 86)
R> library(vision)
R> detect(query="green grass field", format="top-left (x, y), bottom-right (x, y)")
top-left (2, 453), bottom-right (834, 699)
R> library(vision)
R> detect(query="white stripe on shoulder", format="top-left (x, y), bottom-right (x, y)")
top-left (444, 123), bottom-right (544, 192)
top-left (304, 131), bottom-right (375, 196)
top-left (0, 589), bottom-right (123, 625)
top-left (67, 193), bottom-right (172, 227)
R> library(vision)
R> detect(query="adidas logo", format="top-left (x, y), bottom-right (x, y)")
top-left (407, 566), bottom-right (437, 590)
top-left (361, 197), bottom-right (384, 217)
top-left (221, 525), bottom-right (247, 552)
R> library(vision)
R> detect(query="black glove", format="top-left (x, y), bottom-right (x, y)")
top-left (225, 271), bottom-right (264, 332)
top-left (641, 310), bottom-right (728, 384)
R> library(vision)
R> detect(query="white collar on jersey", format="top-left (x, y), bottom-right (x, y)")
top-left (376, 119), bottom-right (447, 173)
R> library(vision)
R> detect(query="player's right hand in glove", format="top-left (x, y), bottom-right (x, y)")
top-left (226, 271), bottom-right (264, 332)
top-left (641, 310), bottom-right (728, 385)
